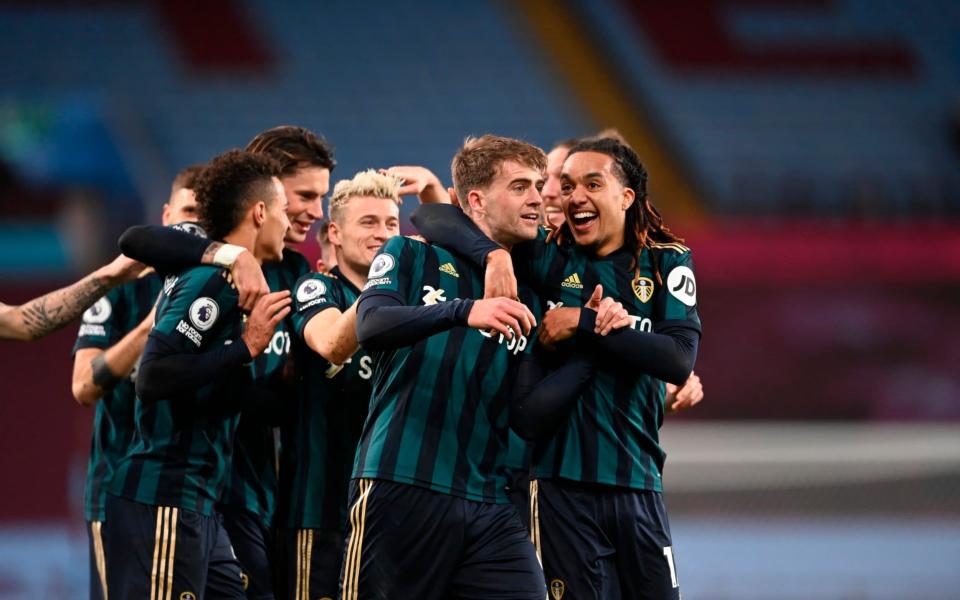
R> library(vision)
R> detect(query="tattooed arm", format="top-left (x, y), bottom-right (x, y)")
top-left (0, 254), bottom-right (144, 342)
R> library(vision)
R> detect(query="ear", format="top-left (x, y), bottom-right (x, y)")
top-left (621, 187), bottom-right (636, 211)
top-left (315, 258), bottom-right (325, 273)
top-left (467, 190), bottom-right (484, 213)
top-left (327, 220), bottom-right (342, 246)
top-left (161, 203), bottom-right (171, 226)
top-left (447, 187), bottom-right (460, 207)
top-left (253, 201), bottom-right (267, 227)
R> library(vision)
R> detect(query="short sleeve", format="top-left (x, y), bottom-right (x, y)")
top-left (655, 249), bottom-right (702, 333)
top-left (72, 287), bottom-right (124, 354)
top-left (290, 273), bottom-right (345, 339)
top-left (361, 236), bottom-right (420, 304)
top-left (152, 268), bottom-right (238, 353)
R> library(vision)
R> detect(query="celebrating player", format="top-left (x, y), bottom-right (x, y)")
top-left (413, 136), bottom-right (701, 599)
top-left (101, 150), bottom-right (292, 599)
top-left (70, 165), bottom-right (203, 600)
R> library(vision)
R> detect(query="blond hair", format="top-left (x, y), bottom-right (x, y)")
top-left (328, 169), bottom-right (402, 222)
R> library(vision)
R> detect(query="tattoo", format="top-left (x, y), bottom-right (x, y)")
top-left (201, 242), bottom-right (223, 265)
top-left (20, 275), bottom-right (110, 340)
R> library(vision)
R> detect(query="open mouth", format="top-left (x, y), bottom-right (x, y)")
top-left (520, 212), bottom-right (540, 224)
top-left (292, 220), bottom-right (312, 234)
top-left (569, 210), bottom-right (598, 231)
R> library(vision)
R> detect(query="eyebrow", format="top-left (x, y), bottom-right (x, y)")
top-left (508, 178), bottom-right (535, 186)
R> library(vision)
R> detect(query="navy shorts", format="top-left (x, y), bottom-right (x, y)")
top-left (282, 527), bottom-right (342, 600)
top-left (339, 478), bottom-right (545, 600)
top-left (102, 494), bottom-right (246, 600)
top-left (531, 479), bottom-right (681, 600)
top-left (220, 504), bottom-right (276, 599)
top-left (87, 520), bottom-right (107, 600)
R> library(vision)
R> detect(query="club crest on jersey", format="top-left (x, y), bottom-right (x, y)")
top-left (189, 297), bottom-right (219, 331)
top-left (297, 279), bottom-right (326, 303)
top-left (632, 276), bottom-right (654, 303)
top-left (368, 254), bottom-right (395, 278)
top-left (170, 221), bottom-right (207, 238)
top-left (550, 579), bottom-right (566, 599)
top-left (666, 266), bottom-right (697, 307)
top-left (82, 297), bottom-right (112, 324)
top-left (180, 592), bottom-right (198, 600)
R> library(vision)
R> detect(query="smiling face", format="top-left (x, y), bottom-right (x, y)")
top-left (329, 195), bottom-right (400, 275)
top-left (560, 151), bottom-right (635, 256)
top-left (541, 145), bottom-right (569, 229)
top-left (280, 166), bottom-right (330, 243)
top-left (470, 160), bottom-right (544, 248)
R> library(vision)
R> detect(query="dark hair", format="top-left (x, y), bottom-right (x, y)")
top-left (245, 125), bottom-right (336, 176)
top-left (194, 150), bottom-right (281, 241)
top-left (562, 137), bottom-right (684, 282)
top-left (171, 164), bottom-right (205, 193)
top-left (452, 135), bottom-right (547, 204)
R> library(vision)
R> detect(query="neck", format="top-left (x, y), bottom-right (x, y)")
top-left (594, 230), bottom-right (626, 257)
top-left (224, 228), bottom-right (262, 264)
top-left (472, 215), bottom-right (513, 252)
top-left (334, 250), bottom-right (368, 290)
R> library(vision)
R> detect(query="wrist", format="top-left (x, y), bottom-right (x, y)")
top-left (484, 248), bottom-right (510, 265)
top-left (212, 244), bottom-right (247, 268)
top-left (241, 332), bottom-right (261, 358)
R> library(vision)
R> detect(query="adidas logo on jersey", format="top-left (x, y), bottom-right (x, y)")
top-left (439, 262), bottom-right (460, 278)
top-left (561, 273), bottom-right (583, 289)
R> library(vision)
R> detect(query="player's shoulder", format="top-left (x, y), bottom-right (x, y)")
top-left (649, 240), bottom-right (693, 257)
top-left (294, 270), bottom-right (340, 298)
top-left (281, 248), bottom-right (311, 278)
top-left (171, 265), bottom-right (236, 301)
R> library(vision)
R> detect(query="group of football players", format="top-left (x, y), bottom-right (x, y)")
top-left (3, 125), bottom-right (703, 600)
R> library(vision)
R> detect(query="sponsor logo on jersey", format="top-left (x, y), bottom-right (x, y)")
top-left (296, 279), bottom-right (326, 303)
top-left (421, 285), bottom-right (447, 305)
top-left (176, 320), bottom-right (203, 347)
top-left (550, 579), bottom-right (566, 599)
top-left (363, 277), bottom-right (392, 290)
top-left (632, 276), bottom-right (654, 303)
top-left (439, 262), bottom-right (460, 278)
top-left (368, 254), bottom-right (395, 279)
top-left (189, 297), bottom-right (219, 331)
top-left (561, 273), bottom-right (583, 289)
top-left (79, 324), bottom-right (107, 337)
top-left (666, 266), bottom-right (697, 307)
top-left (82, 297), bottom-right (112, 324)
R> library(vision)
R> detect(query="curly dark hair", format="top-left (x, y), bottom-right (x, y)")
top-left (194, 149), bottom-right (282, 241)
top-left (560, 137), bottom-right (684, 283)
top-left (245, 125), bottom-right (336, 176)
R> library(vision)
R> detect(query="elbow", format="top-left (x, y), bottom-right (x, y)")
top-left (117, 226), bottom-right (143, 258)
top-left (663, 353), bottom-right (695, 387)
top-left (72, 381), bottom-right (98, 407)
top-left (508, 413), bottom-right (541, 443)
top-left (134, 364), bottom-right (161, 403)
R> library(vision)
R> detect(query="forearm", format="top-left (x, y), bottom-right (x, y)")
top-left (304, 303), bottom-right (360, 365)
top-left (577, 311), bottom-right (699, 385)
top-left (119, 225), bottom-right (215, 274)
top-left (410, 204), bottom-right (502, 267)
top-left (356, 293), bottom-right (474, 351)
top-left (510, 354), bottom-right (594, 442)
top-left (4, 267), bottom-right (117, 341)
top-left (73, 323), bottom-right (152, 405)
top-left (136, 334), bottom-right (251, 402)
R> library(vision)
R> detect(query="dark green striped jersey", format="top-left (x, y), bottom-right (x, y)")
top-left (109, 266), bottom-right (246, 516)
top-left (73, 274), bottom-right (162, 522)
top-left (353, 236), bottom-right (538, 504)
top-left (524, 230), bottom-right (702, 492)
top-left (279, 266), bottom-right (372, 529)
top-left (220, 249), bottom-right (309, 526)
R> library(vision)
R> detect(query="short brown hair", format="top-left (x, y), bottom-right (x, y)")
top-left (451, 135), bottom-right (547, 203)
top-left (171, 164), bottom-right (204, 193)
top-left (194, 150), bottom-right (282, 241)
top-left (245, 125), bottom-right (336, 176)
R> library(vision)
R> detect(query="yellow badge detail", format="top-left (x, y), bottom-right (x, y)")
top-left (561, 273), bottom-right (583, 289)
top-left (180, 593), bottom-right (198, 600)
top-left (439, 262), bottom-right (460, 278)
top-left (550, 579), bottom-right (566, 599)
top-left (632, 276), bottom-right (654, 303)
top-left (240, 571), bottom-right (249, 591)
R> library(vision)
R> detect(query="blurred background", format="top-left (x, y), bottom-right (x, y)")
top-left (1, 0), bottom-right (959, 598)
